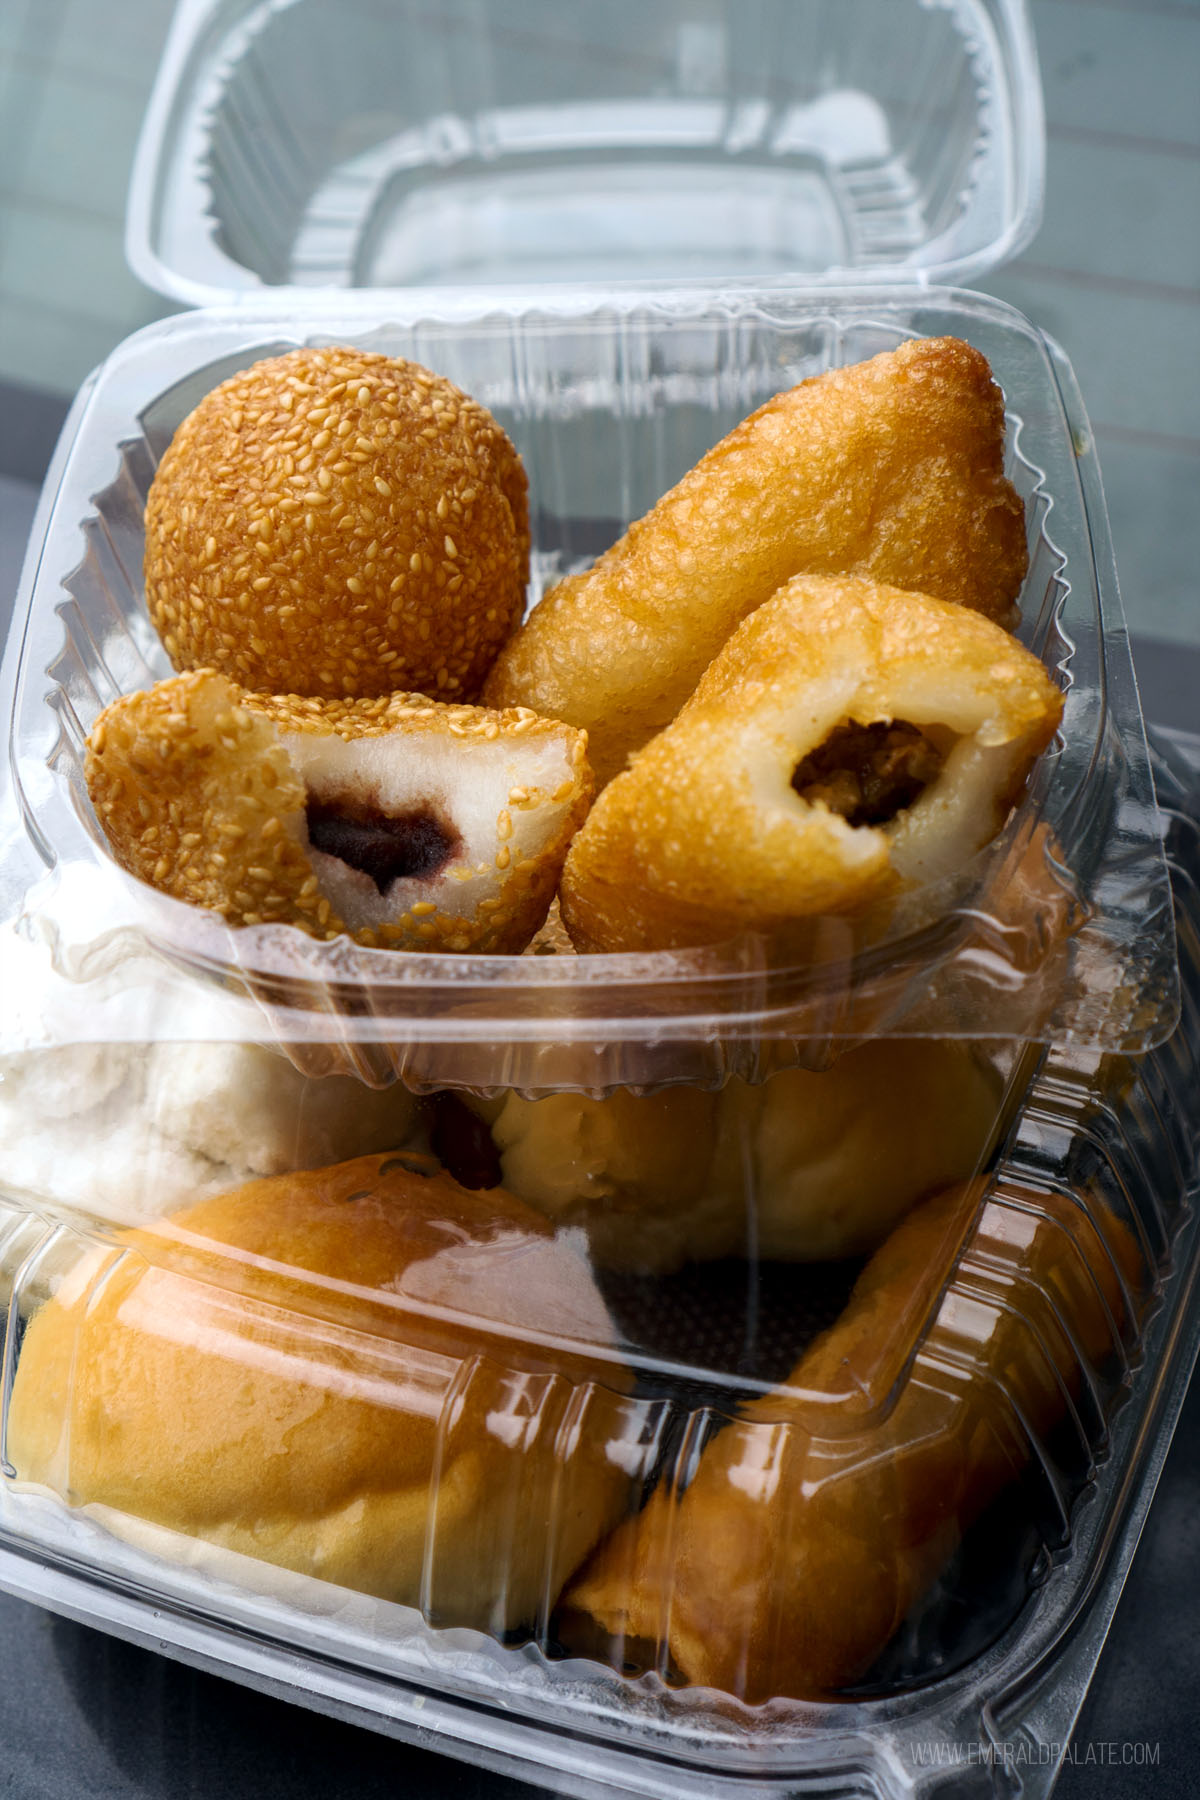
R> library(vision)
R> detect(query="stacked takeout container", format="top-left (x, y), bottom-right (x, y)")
top-left (2, 4), bottom-right (1198, 1796)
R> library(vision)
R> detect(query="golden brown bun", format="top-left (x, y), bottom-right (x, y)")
top-left (559, 575), bottom-right (1063, 953)
top-left (484, 337), bottom-right (1028, 783)
top-left (561, 1179), bottom-right (1145, 1701)
top-left (475, 1084), bottom-right (721, 1272)
top-left (474, 1038), bottom-right (1002, 1272)
top-left (144, 348), bottom-right (529, 701)
top-left (85, 669), bottom-right (592, 954)
top-left (707, 1039), bottom-right (1004, 1262)
top-left (8, 1153), bottom-right (631, 1632)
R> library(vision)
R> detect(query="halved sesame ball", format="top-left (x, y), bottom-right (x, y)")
top-left (144, 348), bottom-right (530, 701)
top-left (85, 671), bottom-right (593, 955)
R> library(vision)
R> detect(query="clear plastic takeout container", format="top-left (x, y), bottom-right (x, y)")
top-left (126, 0), bottom-right (1045, 305)
top-left (0, 285), bottom-right (1196, 1800)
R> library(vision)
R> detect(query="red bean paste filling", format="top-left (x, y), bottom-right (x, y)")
top-left (792, 720), bottom-right (945, 828)
top-left (306, 799), bottom-right (458, 892)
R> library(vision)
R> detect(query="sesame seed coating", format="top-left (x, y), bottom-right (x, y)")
top-left (85, 670), bottom-right (593, 956)
top-left (241, 686), bottom-right (567, 751)
top-left (144, 347), bottom-right (529, 702)
top-left (84, 668), bottom-right (320, 931)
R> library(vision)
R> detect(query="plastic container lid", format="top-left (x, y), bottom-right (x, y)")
top-left (125, 0), bottom-right (1045, 306)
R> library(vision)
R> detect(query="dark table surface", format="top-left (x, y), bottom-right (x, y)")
top-left (1, 444), bottom-right (1198, 1797)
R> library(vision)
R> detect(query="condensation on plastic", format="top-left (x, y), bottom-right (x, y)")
top-left (0, 722), bottom-right (1197, 1800)
top-left (0, 290), bottom-right (1178, 1092)
top-left (125, 0), bottom-right (1045, 306)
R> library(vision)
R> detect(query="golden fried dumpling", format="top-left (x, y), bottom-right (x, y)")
top-left (560, 575), bottom-right (1063, 954)
top-left (485, 336), bottom-right (1028, 783)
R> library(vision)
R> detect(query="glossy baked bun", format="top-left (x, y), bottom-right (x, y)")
top-left (468, 1038), bottom-right (1001, 1273)
top-left (85, 669), bottom-right (592, 954)
top-left (484, 336), bottom-right (1027, 783)
top-left (560, 575), bottom-right (1063, 953)
top-left (144, 347), bottom-right (529, 701)
top-left (7, 1153), bottom-right (631, 1633)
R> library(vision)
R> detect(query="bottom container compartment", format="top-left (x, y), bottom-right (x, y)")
top-left (0, 722), bottom-right (1196, 1798)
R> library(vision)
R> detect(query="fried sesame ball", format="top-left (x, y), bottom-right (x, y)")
top-left (144, 347), bottom-right (530, 701)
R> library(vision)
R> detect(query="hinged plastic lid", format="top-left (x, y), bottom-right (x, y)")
top-left (126, 0), bottom-right (1045, 307)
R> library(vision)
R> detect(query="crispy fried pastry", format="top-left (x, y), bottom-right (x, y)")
top-left (85, 669), bottom-right (592, 953)
top-left (560, 1179), bottom-right (1145, 1700)
top-left (7, 1154), bottom-right (630, 1631)
top-left (559, 575), bottom-right (1063, 953)
top-left (466, 1038), bottom-right (1001, 1273)
top-left (144, 347), bottom-right (529, 701)
top-left (483, 336), bottom-right (1028, 783)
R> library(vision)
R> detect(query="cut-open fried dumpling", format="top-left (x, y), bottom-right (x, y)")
top-left (559, 575), bottom-right (1063, 954)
